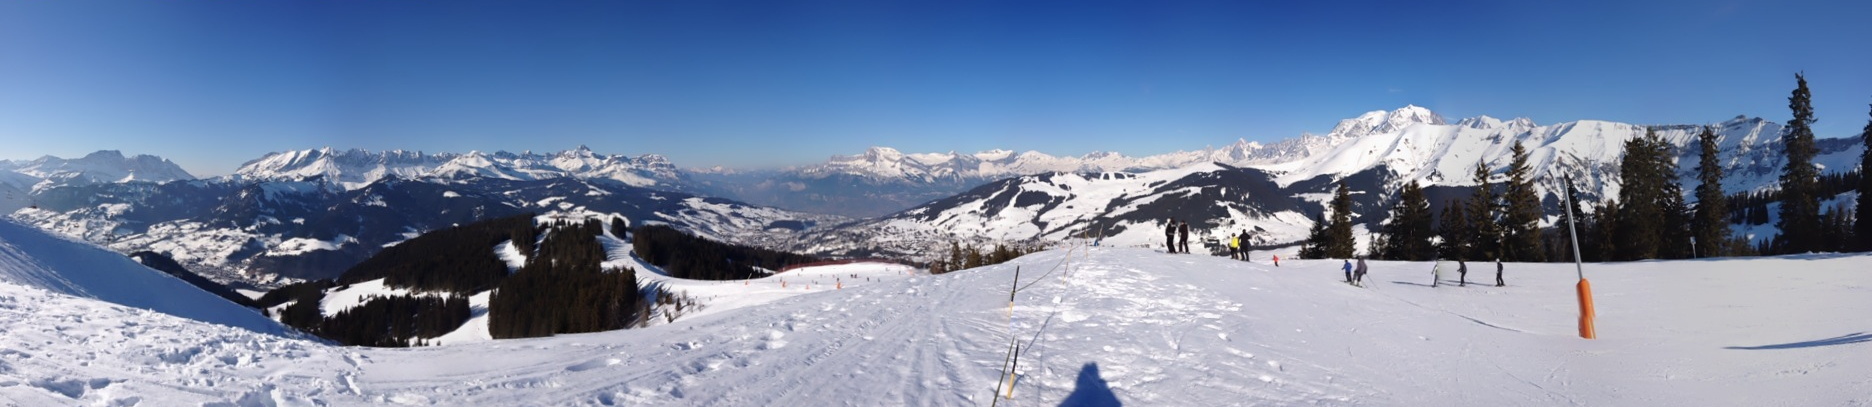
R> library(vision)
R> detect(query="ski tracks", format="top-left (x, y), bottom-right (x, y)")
top-left (999, 259), bottom-right (1360, 406)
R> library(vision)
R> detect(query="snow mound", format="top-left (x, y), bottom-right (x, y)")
top-left (0, 217), bottom-right (281, 335)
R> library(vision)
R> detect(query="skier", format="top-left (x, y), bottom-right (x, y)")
top-left (1164, 219), bottom-right (1178, 253)
top-left (1495, 259), bottom-right (1505, 287)
top-left (1431, 261), bottom-right (1439, 287)
top-left (1237, 231), bottom-right (1252, 261)
top-left (1341, 259), bottom-right (1353, 284)
top-left (1177, 221), bottom-right (1191, 254)
top-left (1272, 254), bottom-right (1280, 267)
top-left (1228, 234), bottom-right (1240, 260)
top-left (1458, 259), bottom-right (1468, 287)
top-left (1353, 256), bottom-right (1368, 286)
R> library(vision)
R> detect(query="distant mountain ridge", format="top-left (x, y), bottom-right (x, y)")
top-left (233, 145), bottom-right (683, 190)
top-left (2, 150), bottom-right (195, 213)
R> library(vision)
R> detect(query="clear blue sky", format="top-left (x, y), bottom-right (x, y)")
top-left (3, 0), bottom-right (1870, 176)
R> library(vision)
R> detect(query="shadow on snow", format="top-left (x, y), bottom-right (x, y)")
top-left (1058, 362), bottom-right (1121, 407)
top-left (1725, 332), bottom-right (1872, 350)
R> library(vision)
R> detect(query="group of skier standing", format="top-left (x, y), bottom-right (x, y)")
top-left (1159, 219), bottom-right (1507, 289)
top-left (1164, 219), bottom-right (1280, 266)
top-left (1164, 219), bottom-right (1191, 254)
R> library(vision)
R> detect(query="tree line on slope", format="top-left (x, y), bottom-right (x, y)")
top-left (1304, 73), bottom-right (1872, 261)
top-left (257, 214), bottom-right (802, 345)
top-left (928, 241), bottom-right (1046, 274)
top-left (336, 213), bottom-right (539, 294)
top-left (631, 224), bottom-right (820, 280)
top-left (256, 215), bottom-right (652, 345)
top-left (128, 251), bottom-right (260, 308)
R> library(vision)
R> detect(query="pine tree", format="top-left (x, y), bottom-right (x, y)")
top-left (1500, 141), bottom-right (1545, 262)
top-left (1614, 129), bottom-right (1687, 260)
top-left (1438, 199), bottom-right (1471, 260)
top-left (1856, 102), bottom-right (1872, 252)
top-left (1299, 212), bottom-right (1329, 259)
top-left (1325, 181), bottom-right (1357, 258)
top-left (1378, 181), bottom-right (1436, 261)
top-left (1591, 199), bottom-right (1621, 261)
top-left (947, 241), bottom-right (965, 271)
top-left (1820, 205), bottom-right (1852, 252)
top-left (1559, 182), bottom-right (1592, 262)
top-left (1692, 126), bottom-right (1730, 258)
top-left (1777, 73), bottom-right (1823, 254)
top-left (1466, 161), bottom-right (1501, 261)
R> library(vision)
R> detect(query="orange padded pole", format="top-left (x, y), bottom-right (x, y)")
top-left (1577, 278), bottom-right (1597, 339)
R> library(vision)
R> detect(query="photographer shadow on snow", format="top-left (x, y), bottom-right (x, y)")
top-left (1059, 362), bottom-right (1121, 407)
top-left (1725, 332), bottom-right (1872, 350)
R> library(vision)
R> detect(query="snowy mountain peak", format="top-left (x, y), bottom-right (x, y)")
top-left (975, 149), bottom-right (1016, 161)
top-left (1389, 104), bottom-right (1442, 122)
top-left (1457, 115), bottom-right (1503, 129)
top-left (865, 146), bottom-right (905, 161)
top-left (1329, 105), bottom-right (1448, 139)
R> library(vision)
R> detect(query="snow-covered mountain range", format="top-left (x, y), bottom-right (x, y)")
top-left (787, 106), bottom-right (1861, 261)
top-left (11, 176), bottom-right (834, 285)
top-left (7, 104), bottom-right (1866, 283)
top-left (232, 145), bottom-right (684, 190)
top-left (1, 150), bottom-right (195, 213)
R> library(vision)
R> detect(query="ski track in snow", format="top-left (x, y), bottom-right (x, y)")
top-left (4, 243), bottom-right (1872, 405)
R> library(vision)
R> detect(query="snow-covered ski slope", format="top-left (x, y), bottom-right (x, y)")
top-left (0, 218), bottom-right (281, 336)
top-left (4, 245), bottom-right (1871, 405)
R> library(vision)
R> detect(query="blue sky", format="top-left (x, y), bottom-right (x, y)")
top-left (2, 1), bottom-right (1869, 176)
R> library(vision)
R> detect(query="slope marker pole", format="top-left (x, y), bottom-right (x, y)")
top-left (1564, 176), bottom-right (1596, 339)
top-left (993, 265), bottom-right (1022, 404)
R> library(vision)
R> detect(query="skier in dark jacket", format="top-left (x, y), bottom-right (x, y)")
top-left (1495, 259), bottom-right (1505, 287)
top-left (1165, 219), bottom-right (1178, 253)
top-left (1458, 259), bottom-right (1468, 287)
top-left (1238, 231), bottom-right (1253, 261)
top-left (1177, 222), bottom-right (1191, 254)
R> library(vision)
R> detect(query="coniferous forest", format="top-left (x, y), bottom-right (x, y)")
top-left (488, 219), bottom-right (646, 339)
top-left (632, 224), bottom-right (820, 280)
top-left (320, 295), bottom-right (471, 347)
top-left (260, 215), bottom-right (665, 345)
top-left (337, 213), bottom-right (538, 294)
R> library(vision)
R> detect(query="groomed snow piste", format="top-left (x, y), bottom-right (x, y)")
top-left (3, 238), bottom-right (1871, 405)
